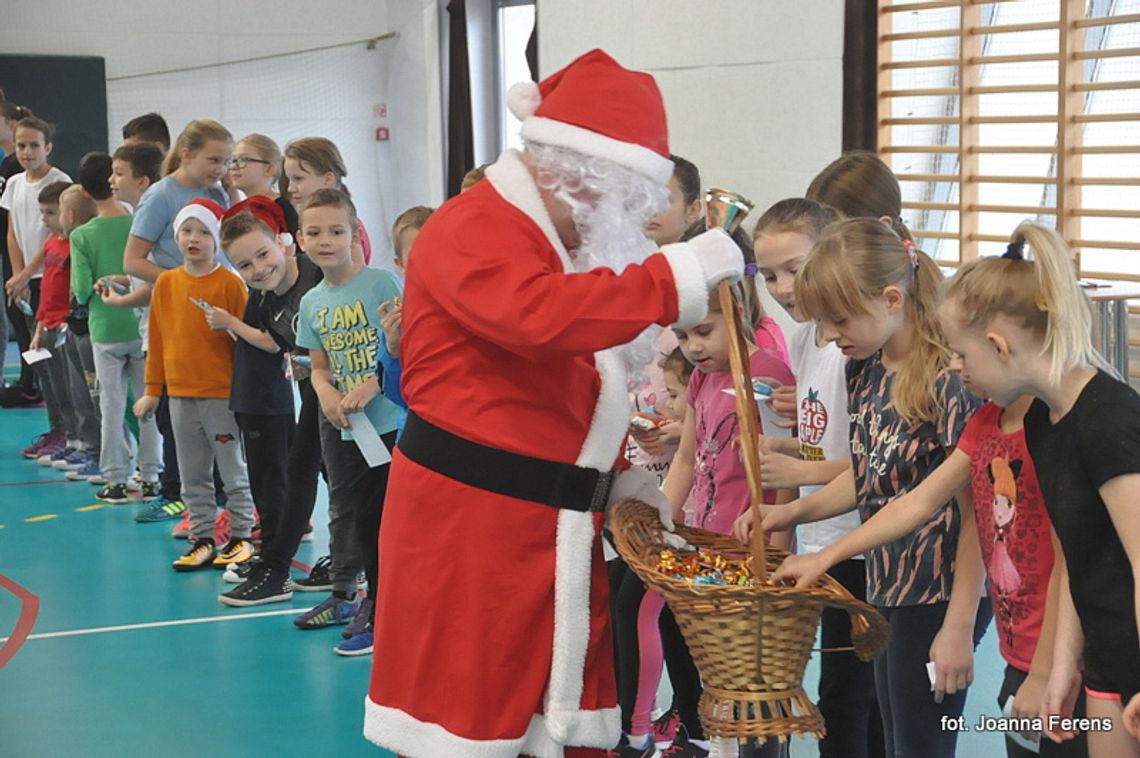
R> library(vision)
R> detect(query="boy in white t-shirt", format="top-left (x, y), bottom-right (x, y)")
top-left (1, 116), bottom-right (71, 412)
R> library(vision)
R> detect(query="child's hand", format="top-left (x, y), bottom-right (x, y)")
top-left (1040, 661), bottom-right (1082, 743)
top-left (770, 552), bottom-right (829, 588)
top-left (205, 307), bottom-right (237, 332)
top-left (133, 394), bottom-right (159, 420)
top-left (288, 354), bottom-right (311, 381)
top-left (757, 443), bottom-right (804, 490)
top-left (318, 390), bottom-right (350, 429)
top-left (928, 624), bottom-right (974, 704)
top-left (1123, 693), bottom-right (1140, 740)
top-left (99, 289), bottom-right (131, 308)
top-left (1011, 670), bottom-right (1047, 723)
top-left (5, 271), bottom-right (29, 297)
top-left (379, 299), bottom-right (403, 356)
top-left (340, 377), bottom-right (380, 415)
top-left (29, 330), bottom-right (42, 352)
top-left (732, 510), bottom-right (755, 544)
top-left (768, 382), bottom-right (798, 421)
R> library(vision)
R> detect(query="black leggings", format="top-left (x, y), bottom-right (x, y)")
top-left (235, 411), bottom-right (294, 546)
top-left (259, 379), bottom-right (323, 571)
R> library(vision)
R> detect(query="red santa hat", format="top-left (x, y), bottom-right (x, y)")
top-left (507, 48), bottom-right (673, 184)
top-left (173, 198), bottom-right (226, 255)
top-left (221, 196), bottom-right (293, 246)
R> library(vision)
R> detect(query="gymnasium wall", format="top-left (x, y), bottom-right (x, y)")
top-left (0, 0), bottom-right (446, 267)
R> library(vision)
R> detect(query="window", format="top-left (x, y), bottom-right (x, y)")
top-left (495, 0), bottom-right (536, 153)
top-left (878, 0), bottom-right (1140, 279)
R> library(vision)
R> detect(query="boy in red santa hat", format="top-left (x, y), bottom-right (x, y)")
top-left (365, 48), bottom-right (742, 757)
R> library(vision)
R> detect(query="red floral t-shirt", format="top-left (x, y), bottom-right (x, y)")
top-left (958, 402), bottom-right (1054, 671)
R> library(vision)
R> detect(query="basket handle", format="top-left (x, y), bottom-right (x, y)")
top-left (818, 592), bottom-right (891, 662)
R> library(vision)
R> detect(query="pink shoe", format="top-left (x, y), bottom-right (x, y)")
top-left (171, 512), bottom-right (191, 540)
top-left (213, 510), bottom-right (232, 546)
top-left (22, 431), bottom-right (65, 459)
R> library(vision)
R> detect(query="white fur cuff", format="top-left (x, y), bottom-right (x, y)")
top-left (660, 242), bottom-right (711, 327)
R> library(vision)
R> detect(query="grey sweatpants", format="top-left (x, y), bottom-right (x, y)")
top-left (62, 330), bottom-right (101, 453)
top-left (92, 340), bottom-right (161, 484)
top-left (37, 325), bottom-right (76, 437)
top-left (169, 396), bottom-right (255, 542)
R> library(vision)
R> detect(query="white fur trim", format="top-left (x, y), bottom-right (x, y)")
top-left (507, 81), bottom-right (542, 120)
top-left (660, 242), bottom-right (711, 327)
top-left (575, 350), bottom-right (629, 471)
top-left (363, 697), bottom-right (619, 758)
top-left (544, 509), bottom-right (597, 742)
top-left (520, 116), bottom-right (674, 184)
top-left (172, 203), bottom-right (222, 255)
top-left (485, 150), bottom-right (573, 272)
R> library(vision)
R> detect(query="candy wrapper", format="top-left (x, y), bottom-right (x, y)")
top-left (656, 548), bottom-right (755, 588)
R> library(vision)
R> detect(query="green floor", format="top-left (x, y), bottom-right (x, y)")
top-left (0, 350), bottom-right (1013, 757)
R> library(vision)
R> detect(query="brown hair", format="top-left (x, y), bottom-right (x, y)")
top-left (235, 133), bottom-right (283, 186)
top-left (37, 180), bottom-right (71, 206)
top-left (796, 218), bottom-right (947, 424)
top-left (391, 206), bottom-right (434, 258)
top-left (753, 197), bottom-right (840, 243)
top-left (60, 184), bottom-right (97, 227)
top-left (301, 187), bottom-right (358, 228)
top-left (460, 164), bottom-right (487, 192)
top-left (283, 137), bottom-right (349, 197)
top-left (16, 116), bottom-right (54, 143)
top-left (113, 143), bottom-right (164, 184)
top-left (220, 212), bottom-right (275, 251)
top-left (0, 103), bottom-right (33, 122)
top-left (807, 152), bottom-right (913, 242)
top-left (661, 346), bottom-right (694, 385)
top-left (943, 222), bottom-right (1112, 385)
top-left (163, 119), bottom-right (233, 177)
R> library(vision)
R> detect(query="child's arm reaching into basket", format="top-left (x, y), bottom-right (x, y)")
top-left (732, 466), bottom-right (859, 545)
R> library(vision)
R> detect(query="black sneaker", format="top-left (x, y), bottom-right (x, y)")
top-left (294, 555), bottom-right (333, 592)
top-left (662, 725), bottom-right (709, 757)
top-left (218, 564), bottom-right (294, 607)
top-left (138, 480), bottom-right (161, 501)
top-left (618, 734), bottom-right (659, 757)
top-left (96, 483), bottom-right (131, 504)
top-left (222, 555), bottom-right (262, 583)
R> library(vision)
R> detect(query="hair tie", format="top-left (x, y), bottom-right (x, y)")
top-left (902, 239), bottom-right (919, 269)
top-left (743, 263), bottom-right (758, 277)
top-left (1002, 240), bottom-right (1025, 260)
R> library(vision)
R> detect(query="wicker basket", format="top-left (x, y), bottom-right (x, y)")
top-left (610, 498), bottom-right (889, 743)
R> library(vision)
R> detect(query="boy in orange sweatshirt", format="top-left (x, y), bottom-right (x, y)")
top-left (134, 199), bottom-right (255, 571)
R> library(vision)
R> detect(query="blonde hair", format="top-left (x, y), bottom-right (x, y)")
top-left (797, 218), bottom-right (948, 424)
top-left (60, 185), bottom-right (97, 227)
top-left (283, 137), bottom-right (348, 197)
top-left (753, 197), bottom-right (840, 243)
top-left (391, 206), bottom-right (434, 258)
top-left (460, 164), bottom-right (487, 192)
top-left (236, 133), bottom-right (282, 186)
top-left (943, 222), bottom-right (1112, 385)
top-left (163, 119), bottom-right (233, 177)
top-left (807, 152), bottom-right (914, 242)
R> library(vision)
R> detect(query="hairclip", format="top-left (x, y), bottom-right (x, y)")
top-left (743, 263), bottom-right (758, 277)
top-left (1002, 240), bottom-right (1025, 260)
top-left (902, 239), bottom-right (919, 269)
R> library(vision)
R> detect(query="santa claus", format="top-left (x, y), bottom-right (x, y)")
top-left (365, 49), bottom-right (742, 757)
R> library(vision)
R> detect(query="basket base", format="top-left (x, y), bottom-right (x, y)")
top-left (698, 685), bottom-right (825, 742)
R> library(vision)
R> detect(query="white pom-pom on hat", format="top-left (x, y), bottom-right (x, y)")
top-left (507, 81), bottom-right (542, 120)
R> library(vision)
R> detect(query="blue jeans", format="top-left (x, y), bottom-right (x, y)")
top-left (874, 597), bottom-right (993, 758)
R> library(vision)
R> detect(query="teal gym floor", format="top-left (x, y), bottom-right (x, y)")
top-left (0, 347), bottom-right (1012, 757)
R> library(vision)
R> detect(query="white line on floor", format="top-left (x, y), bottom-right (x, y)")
top-left (0, 608), bottom-right (301, 643)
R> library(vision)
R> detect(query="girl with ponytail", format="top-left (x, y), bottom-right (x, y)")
top-left (740, 218), bottom-right (989, 757)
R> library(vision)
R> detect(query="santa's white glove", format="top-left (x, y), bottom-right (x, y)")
top-left (608, 468), bottom-right (689, 549)
top-left (689, 228), bottom-right (744, 288)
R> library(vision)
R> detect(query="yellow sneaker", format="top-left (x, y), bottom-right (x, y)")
top-left (212, 539), bottom-right (254, 569)
top-left (173, 539), bottom-right (216, 572)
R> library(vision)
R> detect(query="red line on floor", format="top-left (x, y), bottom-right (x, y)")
top-left (290, 559), bottom-right (313, 575)
top-left (0, 574), bottom-right (39, 668)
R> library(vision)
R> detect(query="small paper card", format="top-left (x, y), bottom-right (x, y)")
top-left (1003, 695), bottom-right (1042, 753)
top-left (722, 387), bottom-right (793, 438)
top-left (345, 411), bottom-right (392, 468)
top-left (21, 348), bottom-right (52, 365)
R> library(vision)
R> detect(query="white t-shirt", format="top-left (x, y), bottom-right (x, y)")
top-left (0, 166), bottom-right (72, 278)
top-left (787, 321), bottom-right (863, 557)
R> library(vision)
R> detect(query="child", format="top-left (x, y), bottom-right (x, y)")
top-left (1, 116), bottom-right (71, 414)
top-left (121, 113), bottom-right (171, 154)
top-left (770, 247), bottom-right (1087, 758)
top-left (109, 142), bottom-right (164, 211)
top-left (752, 197), bottom-right (886, 758)
top-left (293, 188), bottom-right (401, 656)
top-left (71, 151), bottom-right (162, 500)
top-left (938, 223), bottom-right (1135, 757)
top-left (214, 196), bottom-right (325, 607)
top-left (25, 181), bottom-right (86, 466)
top-left (133, 198), bottom-right (255, 571)
top-left (228, 133), bottom-right (298, 235)
top-left (122, 120), bottom-right (233, 528)
top-left (282, 137), bottom-right (371, 265)
top-left (741, 219), bottom-right (989, 758)
top-left (375, 205), bottom-right (434, 439)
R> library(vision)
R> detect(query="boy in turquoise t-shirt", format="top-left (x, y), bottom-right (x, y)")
top-left (71, 151), bottom-right (163, 501)
top-left (294, 188), bottom-right (400, 656)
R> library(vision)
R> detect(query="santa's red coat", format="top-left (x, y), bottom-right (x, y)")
top-left (365, 150), bottom-right (711, 757)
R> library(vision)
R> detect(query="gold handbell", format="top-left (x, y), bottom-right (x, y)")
top-left (705, 188), bottom-right (755, 235)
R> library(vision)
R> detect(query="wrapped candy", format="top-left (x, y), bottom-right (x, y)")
top-left (655, 547), bottom-right (755, 588)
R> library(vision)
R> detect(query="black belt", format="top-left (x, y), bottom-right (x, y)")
top-left (399, 411), bottom-right (616, 512)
